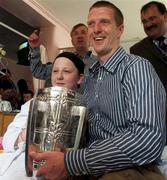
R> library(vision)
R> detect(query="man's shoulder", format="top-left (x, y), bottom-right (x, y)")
top-left (130, 37), bottom-right (151, 50)
top-left (85, 51), bottom-right (97, 64)
top-left (29, 47), bottom-right (40, 54)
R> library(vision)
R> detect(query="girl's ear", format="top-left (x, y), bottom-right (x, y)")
top-left (77, 74), bottom-right (84, 86)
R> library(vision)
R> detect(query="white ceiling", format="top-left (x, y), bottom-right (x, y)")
top-left (36, 0), bottom-right (167, 42)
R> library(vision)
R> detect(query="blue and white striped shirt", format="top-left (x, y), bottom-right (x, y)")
top-left (65, 47), bottom-right (166, 176)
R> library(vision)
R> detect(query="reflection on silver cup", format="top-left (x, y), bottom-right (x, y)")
top-left (25, 86), bottom-right (86, 177)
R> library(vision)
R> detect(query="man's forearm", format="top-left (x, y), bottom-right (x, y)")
top-left (28, 47), bottom-right (52, 80)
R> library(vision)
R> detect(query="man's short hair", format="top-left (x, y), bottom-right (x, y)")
top-left (70, 23), bottom-right (88, 37)
top-left (89, 0), bottom-right (124, 26)
top-left (141, 1), bottom-right (167, 15)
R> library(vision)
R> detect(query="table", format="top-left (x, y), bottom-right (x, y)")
top-left (0, 112), bottom-right (17, 136)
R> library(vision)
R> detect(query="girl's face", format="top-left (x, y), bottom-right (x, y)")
top-left (51, 57), bottom-right (84, 90)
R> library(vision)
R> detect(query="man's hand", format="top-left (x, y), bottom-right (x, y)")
top-left (30, 151), bottom-right (68, 180)
top-left (28, 30), bottom-right (40, 48)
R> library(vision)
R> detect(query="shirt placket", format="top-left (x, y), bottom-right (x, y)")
top-left (94, 67), bottom-right (104, 119)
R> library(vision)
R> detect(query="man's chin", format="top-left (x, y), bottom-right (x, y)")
top-left (145, 30), bottom-right (159, 39)
top-left (76, 45), bottom-right (86, 50)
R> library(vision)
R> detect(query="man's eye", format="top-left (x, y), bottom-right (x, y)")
top-left (73, 32), bottom-right (78, 36)
top-left (81, 30), bottom-right (86, 34)
top-left (149, 16), bottom-right (157, 21)
top-left (142, 20), bottom-right (147, 24)
top-left (88, 21), bottom-right (94, 27)
top-left (101, 19), bottom-right (110, 24)
top-left (142, 16), bottom-right (157, 25)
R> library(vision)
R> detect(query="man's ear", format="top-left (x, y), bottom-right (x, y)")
top-left (117, 24), bottom-right (124, 38)
top-left (71, 38), bottom-right (74, 47)
top-left (164, 12), bottom-right (167, 22)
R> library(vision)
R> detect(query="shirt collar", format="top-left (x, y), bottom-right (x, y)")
top-left (85, 51), bottom-right (92, 59)
top-left (75, 51), bottom-right (92, 59)
top-left (163, 32), bottom-right (167, 39)
top-left (89, 47), bottom-right (127, 74)
top-left (153, 33), bottom-right (167, 43)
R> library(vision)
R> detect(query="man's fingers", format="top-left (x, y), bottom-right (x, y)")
top-left (36, 164), bottom-right (47, 177)
top-left (30, 151), bottom-right (49, 161)
top-left (34, 29), bottom-right (40, 36)
top-left (29, 151), bottom-right (41, 161)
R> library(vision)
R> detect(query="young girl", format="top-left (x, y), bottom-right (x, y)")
top-left (3, 52), bottom-right (84, 152)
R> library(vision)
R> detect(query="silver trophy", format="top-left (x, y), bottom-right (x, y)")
top-left (25, 86), bottom-right (86, 177)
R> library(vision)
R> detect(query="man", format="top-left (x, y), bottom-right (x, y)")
top-left (30, 1), bottom-right (166, 180)
top-left (28, 23), bottom-right (96, 81)
top-left (130, 1), bottom-right (167, 93)
top-left (130, 1), bottom-right (167, 144)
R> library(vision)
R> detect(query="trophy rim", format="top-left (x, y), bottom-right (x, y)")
top-left (37, 86), bottom-right (78, 94)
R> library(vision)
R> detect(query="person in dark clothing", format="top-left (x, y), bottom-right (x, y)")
top-left (17, 79), bottom-right (29, 108)
top-left (0, 68), bottom-right (16, 93)
top-left (130, 1), bottom-right (167, 92)
top-left (130, 1), bottom-right (167, 143)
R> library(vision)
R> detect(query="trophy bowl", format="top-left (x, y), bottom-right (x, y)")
top-left (25, 86), bottom-right (86, 177)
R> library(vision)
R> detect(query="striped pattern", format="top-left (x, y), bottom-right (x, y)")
top-left (65, 47), bottom-right (166, 176)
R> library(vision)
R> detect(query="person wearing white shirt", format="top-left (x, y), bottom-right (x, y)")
top-left (1, 52), bottom-right (85, 178)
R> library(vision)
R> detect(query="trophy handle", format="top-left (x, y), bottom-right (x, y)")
top-left (25, 100), bottom-right (34, 177)
top-left (72, 106), bottom-right (86, 150)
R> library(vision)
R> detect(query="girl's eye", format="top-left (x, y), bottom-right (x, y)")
top-left (64, 70), bottom-right (71, 73)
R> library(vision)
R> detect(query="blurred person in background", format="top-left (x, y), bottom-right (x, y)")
top-left (17, 79), bottom-right (29, 108)
top-left (130, 1), bottom-right (167, 144)
top-left (0, 68), bottom-right (16, 94)
top-left (28, 23), bottom-right (96, 86)
top-left (2, 89), bottom-right (19, 111)
top-left (22, 90), bottom-right (34, 103)
top-left (130, 1), bottom-right (167, 94)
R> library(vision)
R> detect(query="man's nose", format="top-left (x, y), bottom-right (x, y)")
top-left (144, 20), bottom-right (154, 28)
top-left (93, 23), bottom-right (102, 33)
top-left (77, 36), bottom-right (84, 39)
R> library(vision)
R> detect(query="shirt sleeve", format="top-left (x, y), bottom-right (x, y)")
top-left (2, 101), bottom-right (31, 152)
top-left (28, 47), bottom-right (52, 80)
top-left (65, 59), bottom-right (166, 177)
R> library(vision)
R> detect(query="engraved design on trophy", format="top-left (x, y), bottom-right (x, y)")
top-left (25, 86), bottom-right (86, 177)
